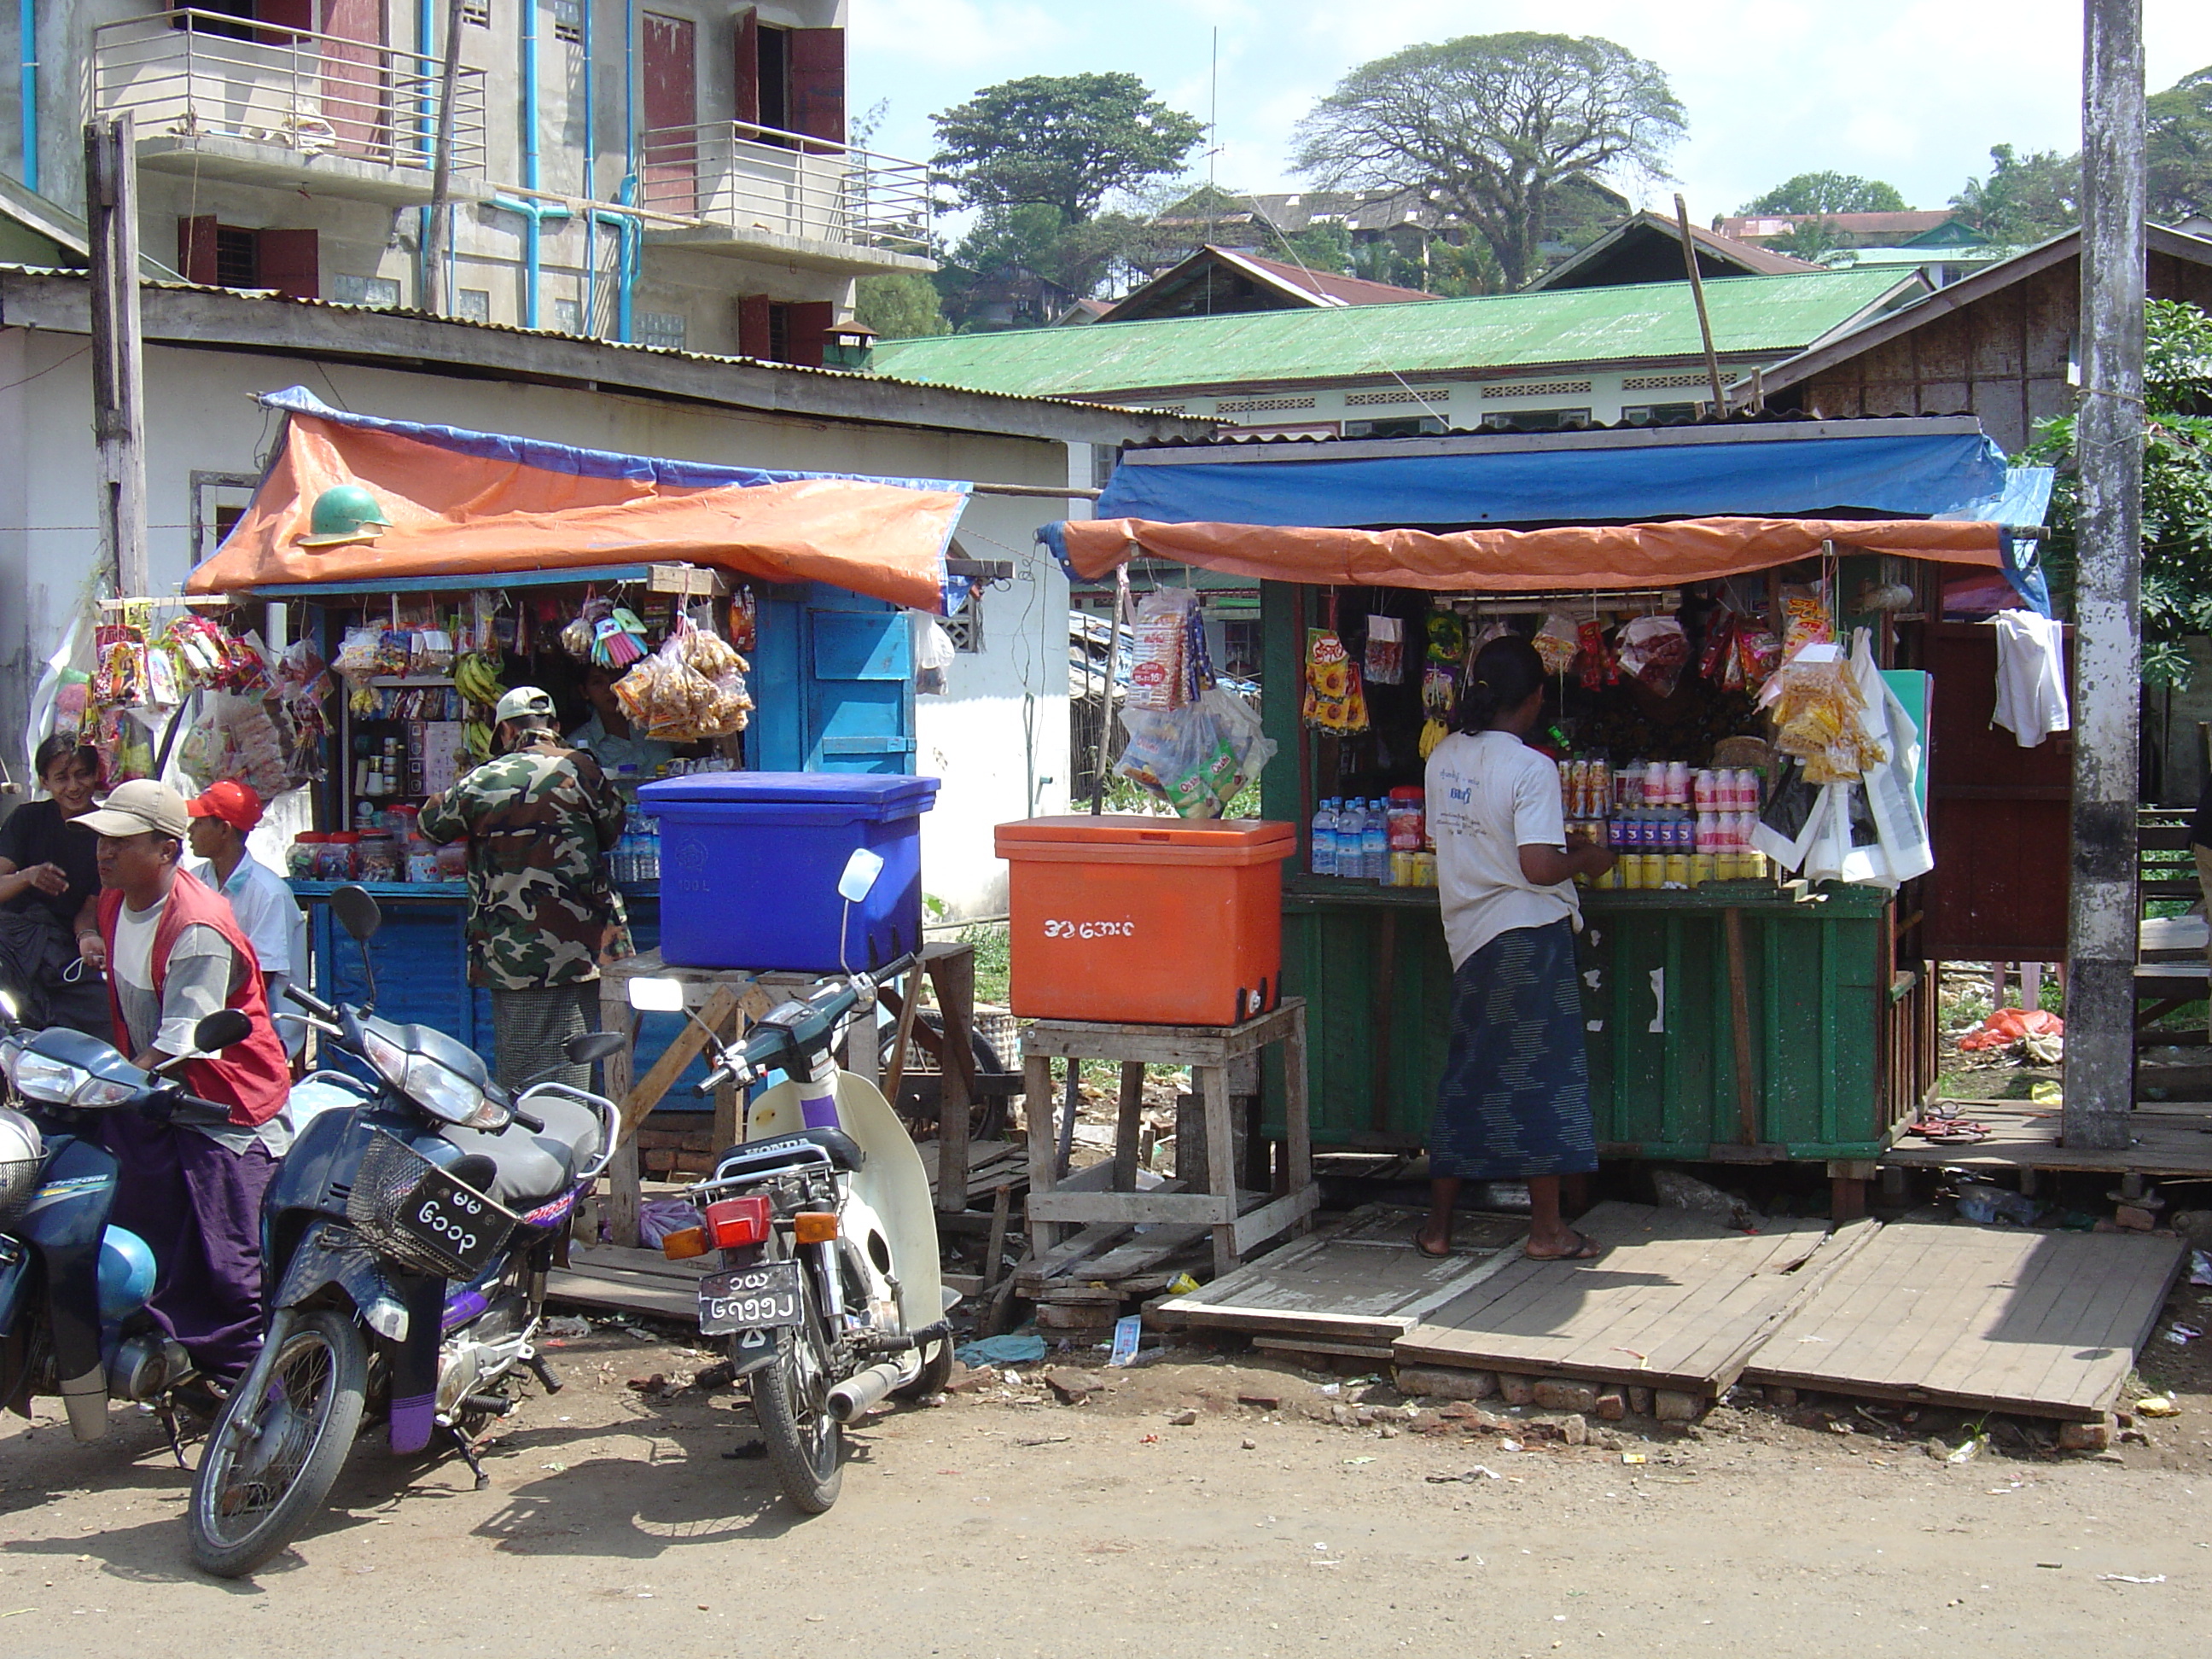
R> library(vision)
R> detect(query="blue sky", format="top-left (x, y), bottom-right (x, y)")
top-left (850, 1), bottom-right (2212, 223)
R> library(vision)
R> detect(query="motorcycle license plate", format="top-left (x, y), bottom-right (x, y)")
top-left (393, 1167), bottom-right (506, 1276)
top-left (697, 1260), bottom-right (805, 1336)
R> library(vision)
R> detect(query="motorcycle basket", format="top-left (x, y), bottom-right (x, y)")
top-left (345, 1130), bottom-right (518, 1281)
top-left (0, 1155), bottom-right (42, 1229)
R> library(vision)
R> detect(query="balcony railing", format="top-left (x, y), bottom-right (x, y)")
top-left (92, 9), bottom-right (486, 179)
top-left (638, 121), bottom-right (933, 255)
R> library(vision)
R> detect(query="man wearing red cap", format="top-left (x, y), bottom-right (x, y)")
top-left (187, 781), bottom-right (307, 1057)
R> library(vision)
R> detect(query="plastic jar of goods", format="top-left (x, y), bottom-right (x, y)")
top-left (1386, 786), bottom-right (1425, 851)
top-left (358, 831), bottom-right (399, 883)
top-left (316, 833), bottom-right (358, 880)
top-left (404, 836), bottom-right (439, 883)
top-left (287, 834), bottom-right (321, 879)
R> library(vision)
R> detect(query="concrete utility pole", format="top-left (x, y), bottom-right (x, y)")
top-left (2064, 0), bottom-right (2146, 1151)
top-left (422, 0), bottom-right (468, 316)
top-left (84, 114), bottom-right (148, 597)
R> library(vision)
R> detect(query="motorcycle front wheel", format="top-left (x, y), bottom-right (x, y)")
top-left (749, 1276), bottom-right (843, 1514)
top-left (187, 1309), bottom-right (367, 1578)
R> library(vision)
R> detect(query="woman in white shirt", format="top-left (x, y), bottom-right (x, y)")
top-left (1417, 636), bottom-right (1615, 1262)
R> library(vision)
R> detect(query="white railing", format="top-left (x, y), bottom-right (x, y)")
top-left (92, 9), bottom-right (486, 177)
top-left (638, 121), bottom-right (933, 253)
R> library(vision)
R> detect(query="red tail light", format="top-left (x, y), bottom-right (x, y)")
top-left (703, 1195), bottom-right (772, 1249)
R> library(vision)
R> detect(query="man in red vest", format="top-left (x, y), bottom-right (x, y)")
top-left (80, 779), bottom-right (291, 1386)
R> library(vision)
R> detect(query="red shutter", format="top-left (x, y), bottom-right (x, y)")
top-left (254, 0), bottom-right (313, 40)
top-left (788, 27), bottom-right (844, 148)
top-left (257, 229), bottom-right (321, 300)
top-left (785, 300), bottom-right (833, 368)
top-left (178, 215), bottom-right (218, 285)
top-left (737, 294), bottom-right (771, 360)
top-left (732, 7), bottom-right (760, 130)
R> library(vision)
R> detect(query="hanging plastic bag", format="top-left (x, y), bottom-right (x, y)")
top-left (1616, 615), bottom-right (1690, 696)
top-left (1533, 612), bottom-right (1580, 676)
top-left (1126, 588), bottom-right (1196, 713)
top-left (1418, 661), bottom-right (1459, 759)
top-left (1301, 628), bottom-right (1367, 733)
top-left (1778, 582), bottom-right (1833, 658)
top-left (913, 615), bottom-right (956, 696)
top-left (1115, 687), bottom-right (1275, 818)
top-left (1363, 614), bottom-right (1405, 685)
top-left (613, 614), bottom-right (752, 740)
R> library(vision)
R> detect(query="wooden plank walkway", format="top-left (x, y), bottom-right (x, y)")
top-left (1394, 1202), bottom-right (1851, 1394)
top-left (1882, 1104), bottom-right (2212, 1178)
top-left (548, 1243), bottom-right (709, 1322)
top-left (1156, 1205), bottom-right (1529, 1347)
top-left (1741, 1222), bottom-right (2187, 1420)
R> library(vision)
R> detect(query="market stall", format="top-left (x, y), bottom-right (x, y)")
top-left (1044, 416), bottom-right (2057, 1214)
top-left (148, 387), bottom-right (975, 1074)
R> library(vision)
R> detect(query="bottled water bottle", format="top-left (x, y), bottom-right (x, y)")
top-left (1310, 796), bottom-right (1339, 877)
top-left (1363, 799), bottom-right (1388, 882)
top-left (1335, 797), bottom-right (1364, 881)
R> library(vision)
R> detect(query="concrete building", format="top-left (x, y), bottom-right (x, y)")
top-left (3, 1), bottom-right (927, 358)
top-left (0, 266), bottom-right (1207, 915)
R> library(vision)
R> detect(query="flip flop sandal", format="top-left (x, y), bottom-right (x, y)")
top-left (1907, 1116), bottom-right (1990, 1144)
top-left (1412, 1227), bottom-right (1453, 1259)
top-left (1524, 1230), bottom-right (1606, 1261)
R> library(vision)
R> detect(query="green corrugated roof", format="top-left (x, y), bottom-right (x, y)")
top-left (874, 270), bottom-right (1917, 400)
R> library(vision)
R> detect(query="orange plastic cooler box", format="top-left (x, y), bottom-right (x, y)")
top-left (994, 816), bottom-right (1295, 1026)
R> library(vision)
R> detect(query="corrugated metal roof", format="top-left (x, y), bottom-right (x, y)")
top-left (873, 269), bottom-right (1921, 400)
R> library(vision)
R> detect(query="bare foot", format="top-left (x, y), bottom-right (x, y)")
top-left (1522, 1228), bottom-right (1604, 1261)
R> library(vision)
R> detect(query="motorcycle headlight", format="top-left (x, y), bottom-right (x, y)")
top-left (72, 1076), bottom-right (139, 1109)
top-left (363, 1029), bottom-right (507, 1130)
top-left (15, 1051), bottom-right (90, 1105)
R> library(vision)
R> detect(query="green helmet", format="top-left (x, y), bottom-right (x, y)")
top-left (300, 483), bottom-right (393, 546)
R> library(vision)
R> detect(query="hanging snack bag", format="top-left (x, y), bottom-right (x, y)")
top-left (1302, 628), bottom-right (1368, 733)
top-left (1698, 608), bottom-right (1738, 684)
top-left (1778, 582), bottom-right (1833, 658)
top-left (1126, 589), bottom-right (1191, 713)
top-left (1533, 612), bottom-right (1580, 676)
top-left (1363, 614), bottom-right (1405, 685)
top-left (1616, 615), bottom-right (1691, 697)
top-left (1575, 618), bottom-right (1618, 690)
top-left (1735, 626), bottom-right (1784, 693)
top-left (1426, 610), bottom-right (1468, 666)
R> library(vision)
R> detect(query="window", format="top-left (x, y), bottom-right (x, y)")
top-left (550, 297), bottom-right (583, 335)
top-left (455, 288), bottom-right (491, 323)
top-left (756, 25), bottom-right (790, 132)
top-left (550, 0), bottom-right (581, 44)
top-left (735, 296), bottom-right (831, 365)
top-left (178, 218), bottom-right (319, 299)
top-left (1620, 402), bottom-right (1704, 426)
top-left (637, 310), bottom-right (687, 352)
top-left (461, 0), bottom-right (491, 26)
top-left (330, 273), bottom-right (403, 309)
top-left (1479, 407), bottom-right (1592, 434)
top-left (941, 586), bottom-right (982, 654)
top-left (1220, 618), bottom-right (1262, 681)
top-left (1342, 414), bottom-right (1446, 439)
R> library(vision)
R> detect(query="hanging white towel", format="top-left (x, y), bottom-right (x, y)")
top-left (1990, 610), bottom-right (2070, 747)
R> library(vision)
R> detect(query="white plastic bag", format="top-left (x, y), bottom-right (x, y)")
top-left (1114, 688), bottom-right (1276, 818)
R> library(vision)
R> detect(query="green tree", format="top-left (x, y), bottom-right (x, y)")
top-left (853, 273), bottom-right (948, 340)
top-left (1742, 172), bottom-right (1910, 215)
top-left (1276, 220), bottom-right (1353, 276)
top-left (1949, 144), bottom-right (2080, 245)
top-left (1290, 32), bottom-right (1684, 290)
top-left (931, 73), bottom-right (1205, 224)
top-left (2023, 300), bottom-right (2212, 685)
top-left (2149, 65), bottom-right (2212, 223)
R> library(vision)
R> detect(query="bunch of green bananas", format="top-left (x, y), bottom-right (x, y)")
top-left (452, 652), bottom-right (506, 709)
top-left (462, 720), bottom-right (493, 761)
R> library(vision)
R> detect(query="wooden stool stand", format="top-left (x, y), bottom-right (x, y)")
top-left (1022, 998), bottom-right (1316, 1278)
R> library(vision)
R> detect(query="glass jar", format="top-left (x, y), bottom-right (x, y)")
top-left (287, 834), bottom-right (320, 879)
top-left (358, 831), bottom-right (399, 883)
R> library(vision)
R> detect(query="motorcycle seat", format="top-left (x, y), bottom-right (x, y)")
top-left (719, 1126), bottom-right (865, 1174)
top-left (439, 1094), bottom-right (603, 1211)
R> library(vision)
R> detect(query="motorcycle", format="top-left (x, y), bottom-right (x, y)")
top-left (0, 993), bottom-right (253, 1456)
top-left (627, 849), bottom-right (958, 1514)
top-left (186, 884), bottom-right (626, 1578)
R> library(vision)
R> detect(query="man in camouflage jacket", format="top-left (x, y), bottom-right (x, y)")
top-left (419, 686), bottom-right (626, 1090)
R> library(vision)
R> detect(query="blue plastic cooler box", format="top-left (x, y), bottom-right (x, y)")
top-left (639, 772), bottom-right (940, 972)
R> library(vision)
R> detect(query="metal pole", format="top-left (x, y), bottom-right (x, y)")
top-left (1673, 193), bottom-right (1729, 415)
top-left (2064, 0), bottom-right (2145, 1152)
top-left (84, 114), bottom-right (147, 597)
top-left (422, 0), bottom-right (466, 315)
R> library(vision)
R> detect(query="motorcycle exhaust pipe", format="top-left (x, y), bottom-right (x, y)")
top-left (825, 1360), bottom-right (908, 1424)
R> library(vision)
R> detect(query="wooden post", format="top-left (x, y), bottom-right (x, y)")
top-left (1111, 1060), bottom-right (1146, 1190)
top-left (84, 115), bottom-right (148, 597)
top-left (1673, 193), bottom-right (1729, 416)
top-left (422, 0), bottom-right (468, 315)
top-left (598, 982), bottom-right (639, 1249)
top-left (1198, 1062), bottom-right (1237, 1277)
top-left (929, 945), bottom-right (977, 1215)
top-left (2064, 0), bottom-right (2146, 1153)
top-left (1282, 1001), bottom-right (1312, 1234)
top-left (1723, 908), bottom-right (1760, 1145)
top-left (1023, 1054), bottom-right (1060, 1256)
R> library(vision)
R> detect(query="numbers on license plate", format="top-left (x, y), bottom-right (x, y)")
top-left (697, 1262), bottom-right (805, 1335)
top-left (412, 1195), bottom-right (482, 1257)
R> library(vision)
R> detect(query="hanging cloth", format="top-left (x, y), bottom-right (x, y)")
top-left (1989, 610), bottom-right (2070, 748)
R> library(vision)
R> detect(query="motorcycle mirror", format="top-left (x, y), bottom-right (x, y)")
top-left (626, 976), bottom-right (687, 1013)
top-left (190, 1008), bottom-right (253, 1054)
top-left (564, 1030), bottom-right (628, 1066)
top-left (836, 846), bottom-right (885, 904)
top-left (330, 884), bottom-right (384, 943)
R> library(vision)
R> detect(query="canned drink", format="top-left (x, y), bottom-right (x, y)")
top-left (1391, 850), bottom-right (1415, 887)
top-left (1663, 853), bottom-right (1691, 888)
top-left (1689, 853), bottom-right (1714, 888)
top-left (1619, 853), bottom-right (1643, 890)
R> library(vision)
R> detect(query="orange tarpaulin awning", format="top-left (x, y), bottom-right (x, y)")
top-left (1054, 515), bottom-right (2006, 592)
top-left (187, 387), bottom-right (969, 611)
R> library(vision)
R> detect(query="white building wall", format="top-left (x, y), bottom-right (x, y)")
top-left (0, 325), bottom-right (1070, 915)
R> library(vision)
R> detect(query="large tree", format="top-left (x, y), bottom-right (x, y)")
top-left (1289, 32), bottom-right (1684, 290)
top-left (1742, 172), bottom-right (1909, 215)
top-left (2149, 65), bottom-right (2212, 223)
top-left (854, 273), bottom-right (948, 341)
top-left (931, 73), bottom-right (1205, 224)
top-left (1949, 144), bottom-right (2081, 245)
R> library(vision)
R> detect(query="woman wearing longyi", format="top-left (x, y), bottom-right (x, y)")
top-left (1417, 635), bottom-right (1614, 1263)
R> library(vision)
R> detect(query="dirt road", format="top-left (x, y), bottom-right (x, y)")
top-left (3, 1324), bottom-right (2207, 1659)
